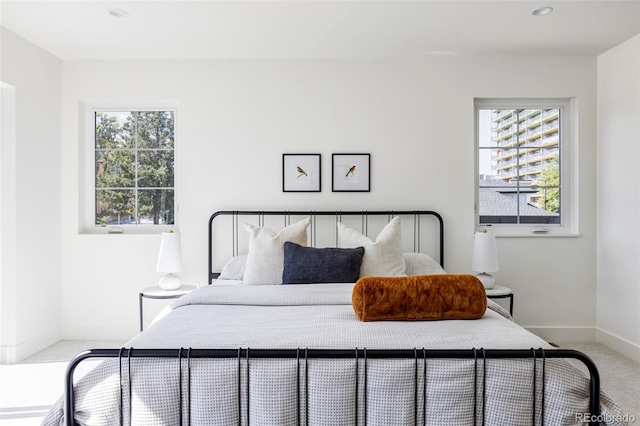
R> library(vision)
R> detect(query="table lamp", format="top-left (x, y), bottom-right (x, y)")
top-left (157, 231), bottom-right (182, 290)
top-left (472, 229), bottom-right (498, 289)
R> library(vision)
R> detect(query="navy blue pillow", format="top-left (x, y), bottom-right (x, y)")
top-left (282, 242), bottom-right (365, 284)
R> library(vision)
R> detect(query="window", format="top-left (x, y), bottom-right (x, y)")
top-left (93, 110), bottom-right (175, 227)
top-left (476, 99), bottom-right (573, 234)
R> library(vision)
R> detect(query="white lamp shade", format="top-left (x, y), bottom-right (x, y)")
top-left (472, 230), bottom-right (498, 273)
top-left (157, 232), bottom-right (182, 273)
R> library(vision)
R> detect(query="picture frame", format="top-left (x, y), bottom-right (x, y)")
top-left (282, 154), bottom-right (321, 192)
top-left (332, 153), bottom-right (370, 192)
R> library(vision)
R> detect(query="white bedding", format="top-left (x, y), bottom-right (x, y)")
top-left (136, 283), bottom-right (523, 350)
top-left (43, 283), bottom-right (627, 426)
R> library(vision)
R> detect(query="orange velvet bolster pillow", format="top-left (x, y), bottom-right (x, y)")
top-left (352, 274), bottom-right (487, 321)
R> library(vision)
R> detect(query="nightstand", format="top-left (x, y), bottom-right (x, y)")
top-left (139, 285), bottom-right (197, 331)
top-left (485, 285), bottom-right (514, 316)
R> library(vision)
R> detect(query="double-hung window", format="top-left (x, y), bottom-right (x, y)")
top-left (92, 109), bottom-right (175, 228)
top-left (476, 98), bottom-right (573, 235)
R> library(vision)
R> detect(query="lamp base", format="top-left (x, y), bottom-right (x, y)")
top-left (159, 274), bottom-right (182, 290)
top-left (476, 273), bottom-right (495, 290)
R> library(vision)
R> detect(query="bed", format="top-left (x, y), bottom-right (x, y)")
top-left (43, 210), bottom-right (627, 426)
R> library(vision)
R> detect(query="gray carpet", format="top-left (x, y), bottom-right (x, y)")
top-left (1, 340), bottom-right (638, 425)
top-left (556, 341), bottom-right (639, 421)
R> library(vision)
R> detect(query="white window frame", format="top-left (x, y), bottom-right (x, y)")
top-left (474, 98), bottom-right (578, 237)
top-left (80, 102), bottom-right (178, 234)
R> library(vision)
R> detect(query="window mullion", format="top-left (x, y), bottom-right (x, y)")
top-left (515, 109), bottom-right (521, 225)
top-left (134, 114), bottom-right (139, 224)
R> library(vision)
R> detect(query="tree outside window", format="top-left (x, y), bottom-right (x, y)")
top-left (532, 155), bottom-right (559, 213)
top-left (95, 110), bottom-right (175, 226)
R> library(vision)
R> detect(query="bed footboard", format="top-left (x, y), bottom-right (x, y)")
top-left (64, 348), bottom-right (601, 426)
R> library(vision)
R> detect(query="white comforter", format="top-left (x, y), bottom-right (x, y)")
top-left (43, 283), bottom-right (627, 426)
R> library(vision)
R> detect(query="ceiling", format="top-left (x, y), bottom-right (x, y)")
top-left (1, 1), bottom-right (639, 60)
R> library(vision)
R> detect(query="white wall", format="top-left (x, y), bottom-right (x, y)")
top-left (60, 56), bottom-right (598, 341)
top-left (0, 28), bottom-right (61, 363)
top-left (597, 35), bottom-right (640, 362)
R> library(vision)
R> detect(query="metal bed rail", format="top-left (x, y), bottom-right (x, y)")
top-left (208, 210), bottom-right (445, 284)
top-left (64, 347), bottom-right (601, 426)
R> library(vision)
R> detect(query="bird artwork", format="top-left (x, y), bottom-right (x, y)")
top-left (346, 165), bottom-right (356, 177)
top-left (296, 166), bottom-right (308, 179)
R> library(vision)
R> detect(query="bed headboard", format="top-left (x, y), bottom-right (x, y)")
top-left (208, 210), bottom-right (444, 284)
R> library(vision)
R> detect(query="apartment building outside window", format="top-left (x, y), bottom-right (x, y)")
top-left (476, 99), bottom-right (570, 231)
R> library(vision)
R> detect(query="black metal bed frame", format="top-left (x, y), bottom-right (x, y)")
top-left (64, 347), bottom-right (601, 426)
top-left (61, 209), bottom-right (603, 425)
top-left (208, 210), bottom-right (445, 284)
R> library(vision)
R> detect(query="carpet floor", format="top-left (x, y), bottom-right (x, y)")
top-left (555, 341), bottom-right (639, 422)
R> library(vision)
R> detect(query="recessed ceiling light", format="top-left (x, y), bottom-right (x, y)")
top-left (531, 6), bottom-right (554, 16)
top-left (109, 8), bottom-right (129, 18)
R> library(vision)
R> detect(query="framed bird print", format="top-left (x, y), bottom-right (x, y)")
top-left (332, 153), bottom-right (370, 192)
top-left (282, 154), bottom-right (321, 192)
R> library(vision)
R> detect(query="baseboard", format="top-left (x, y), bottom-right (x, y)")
top-left (524, 326), bottom-right (596, 343)
top-left (0, 327), bottom-right (60, 364)
top-left (61, 323), bottom-right (136, 341)
top-left (596, 328), bottom-right (640, 363)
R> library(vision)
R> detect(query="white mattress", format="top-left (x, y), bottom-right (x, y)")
top-left (43, 283), bottom-right (627, 426)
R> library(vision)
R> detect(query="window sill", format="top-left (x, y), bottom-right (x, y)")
top-left (81, 225), bottom-right (175, 235)
top-left (475, 225), bottom-right (580, 238)
top-left (495, 233), bottom-right (581, 238)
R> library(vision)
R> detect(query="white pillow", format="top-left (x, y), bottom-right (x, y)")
top-left (337, 216), bottom-right (406, 277)
top-left (403, 252), bottom-right (446, 276)
top-left (219, 254), bottom-right (248, 280)
top-left (243, 217), bottom-right (311, 285)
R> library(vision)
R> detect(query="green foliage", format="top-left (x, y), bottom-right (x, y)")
top-left (536, 155), bottom-right (559, 213)
top-left (95, 111), bottom-right (174, 225)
